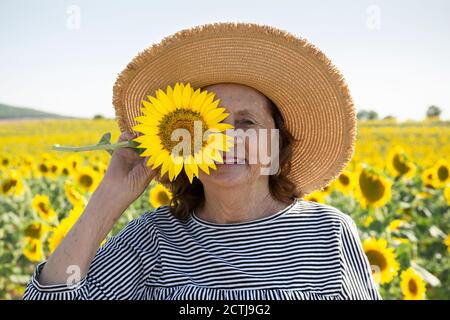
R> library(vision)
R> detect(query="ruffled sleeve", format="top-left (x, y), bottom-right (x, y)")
top-left (23, 212), bottom-right (159, 300)
top-left (338, 214), bottom-right (382, 300)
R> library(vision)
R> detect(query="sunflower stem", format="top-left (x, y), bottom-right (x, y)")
top-left (52, 140), bottom-right (139, 152)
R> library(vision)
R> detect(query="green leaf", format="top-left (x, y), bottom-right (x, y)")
top-left (98, 132), bottom-right (113, 155)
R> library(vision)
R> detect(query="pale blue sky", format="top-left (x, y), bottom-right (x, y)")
top-left (1, 0), bottom-right (449, 120)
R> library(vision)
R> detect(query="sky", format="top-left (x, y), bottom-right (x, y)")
top-left (0, 0), bottom-right (449, 121)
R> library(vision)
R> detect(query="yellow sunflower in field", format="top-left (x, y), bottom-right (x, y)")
top-left (386, 146), bottom-right (417, 180)
top-left (64, 179), bottom-right (85, 206)
top-left (31, 194), bottom-right (57, 222)
top-left (23, 238), bottom-right (44, 262)
top-left (74, 166), bottom-right (100, 193)
top-left (334, 170), bottom-right (355, 195)
top-left (47, 160), bottom-right (60, 180)
top-left (24, 221), bottom-right (52, 240)
top-left (363, 237), bottom-right (399, 285)
top-left (432, 159), bottom-right (450, 188)
top-left (388, 219), bottom-right (405, 232)
top-left (149, 183), bottom-right (172, 208)
top-left (400, 267), bottom-right (426, 300)
top-left (0, 155), bottom-right (11, 168)
top-left (421, 167), bottom-right (439, 189)
top-left (66, 154), bottom-right (82, 171)
top-left (35, 160), bottom-right (51, 178)
top-left (0, 170), bottom-right (25, 197)
top-left (132, 82), bottom-right (234, 183)
top-left (354, 164), bottom-right (392, 209)
top-left (59, 162), bottom-right (72, 177)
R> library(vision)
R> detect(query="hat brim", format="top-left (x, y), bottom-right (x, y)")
top-left (113, 22), bottom-right (357, 196)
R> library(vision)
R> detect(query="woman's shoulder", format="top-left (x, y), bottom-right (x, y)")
top-left (292, 199), bottom-right (357, 230)
top-left (109, 206), bottom-right (172, 251)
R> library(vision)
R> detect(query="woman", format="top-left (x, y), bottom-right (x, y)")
top-left (23, 22), bottom-right (381, 300)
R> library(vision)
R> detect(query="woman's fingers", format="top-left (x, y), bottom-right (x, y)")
top-left (118, 130), bottom-right (137, 142)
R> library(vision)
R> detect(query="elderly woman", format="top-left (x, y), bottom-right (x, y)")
top-left (23, 23), bottom-right (381, 300)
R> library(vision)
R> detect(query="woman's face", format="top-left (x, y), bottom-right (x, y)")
top-left (198, 83), bottom-right (278, 188)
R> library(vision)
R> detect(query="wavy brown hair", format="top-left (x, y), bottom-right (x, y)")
top-left (156, 98), bottom-right (302, 220)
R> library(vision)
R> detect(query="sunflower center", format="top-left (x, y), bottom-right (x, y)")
top-left (39, 163), bottom-right (48, 173)
top-left (2, 180), bottom-right (16, 193)
top-left (365, 250), bottom-right (387, 272)
top-left (157, 191), bottom-right (170, 205)
top-left (339, 174), bottom-right (350, 185)
top-left (437, 165), bottom-right (448, 182)
top-left (25, 223), bottom-right (44, 239)
top-left (393, 154), bottom-right (409, 174)
top-left (359, 171), bottom-right (386, 202)
top-left (79, 174), bottom-right (93, 187)
top-left (408, 279), bottom-right (418, 295)
top-left (158, 109), bottom-right (207, 156)
top-left (38, 202), bottom-right (49, 214)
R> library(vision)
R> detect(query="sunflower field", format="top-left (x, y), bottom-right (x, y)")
top-left (0, 117), bottom-right (449, 300)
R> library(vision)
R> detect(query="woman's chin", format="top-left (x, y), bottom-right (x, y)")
top-left (201, 164), bottom-right (250, 186)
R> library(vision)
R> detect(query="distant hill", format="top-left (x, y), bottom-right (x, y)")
top-left (0, 103), bottom-right (77, 120)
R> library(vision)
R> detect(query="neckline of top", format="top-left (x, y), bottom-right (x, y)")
top-left (190, 199), bottom-right (300, 229)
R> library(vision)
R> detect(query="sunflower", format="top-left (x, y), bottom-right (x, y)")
top-left (66, 154), bottom-right (82, 171)
top-left (421, 167), bottom-right (439, 189)
top-left (400, 267), bottom-right (426, 300)
top-left (386, 146), bottom-right (416, 180)
top-left (74, 166), bottom-right (100, 193)
top-left (334, 170), bottom-right (355, 195)
top-left (388, 219), bottom-right (405, 232)
top-left (149, 183), bottom-right (172, 208)
top-left (36, 161), bottom-right (50, 178)
top-left (0, 170), bottom-right (25, 197)
top-left (64, 179), bottom-right (85, 206)
top-left (354, 164), bottom-right (392, 209)
top-left (47, 160), bottom-right (60, 180)
top-left (23, 238), bottom-right (44, 262)
top-left (32, 194), bottom-right (57, 223)
top-left (132, 82), bottom-right (234, 183)
top-left (363, 237), bottom-right (400, 285)
top-left (24, 221), bottom-right (52, 240)
top-left (432, 159), bottom-right (450, 188)
top-left (59, 163), bottom-right (72, 177)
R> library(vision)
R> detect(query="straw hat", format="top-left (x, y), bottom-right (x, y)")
top-left (112, 22), bottom-right (357, 196)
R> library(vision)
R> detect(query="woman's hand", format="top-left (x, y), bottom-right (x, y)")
top-left (101, 130), bottom-right (157, 207)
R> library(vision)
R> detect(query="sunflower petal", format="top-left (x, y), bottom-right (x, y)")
top-left (181, 83), bottom-right (193, 108)
top-left (173, 83), bottom-right (183, 108)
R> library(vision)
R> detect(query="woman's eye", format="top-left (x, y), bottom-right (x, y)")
top-left (240, 119), bottom-right (254, 125)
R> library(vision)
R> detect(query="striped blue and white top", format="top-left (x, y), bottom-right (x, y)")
top-left (23, 199), bottom-right (382, 300)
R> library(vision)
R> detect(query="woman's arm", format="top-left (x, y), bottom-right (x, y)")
top-left (37, 182), bottom-right (129, 285)
top-left (23, 130), bottom-right (157, 299)
top-left (23, 209), bottom-right (158, 300)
